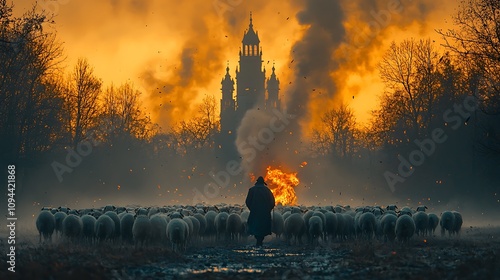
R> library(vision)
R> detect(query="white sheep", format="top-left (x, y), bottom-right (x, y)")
top-left (452, 211), bottom-right (463, 236)
top-left (103, 205), bottom-right (116, 213)
top-left (380, 214), bottom-right (397, 242)
top-left (384, 210), bottom-right (398, 218)
top-left (58, 206), bottom-right (70, 214)
top-left (116, 206), bottom-right (127, 214)
top-left (358, 212), bottom-right (377, 240)
top-left (240, 210), bottom-right (250, 222)
top-left (395, 215), bottom-right (415, 243)
top-left (372, 207), bottom-right (384, 217)
top-left (272, 211), bottom-right (285, 239)
top-left (302, 210), bottom-right (314, 231)
top-left (204, 210), bottom-right (218, 240)
top-left (135, 207), bottom-right (149, 216)
top-left (215, 212), bottom-right (229, 241)
top-left (282, 211), bottom-right (292, 222)
top-left (95, 214), bottom-right (115, 243)
top-left (427, 213), bottom-right (439, 236)
top-left (149, 215), bottom-right (168, 244)
top-left (54, 211), bottom-right (67, 237)
top-left (323, 211), bottom-right (337, 242)
top-left (193, 213), bottom-right (207, 236)
top-left (386, 204), bottom-right (398, 211)
top-left (79, 208), bottom-right (93, 216)
top-left (284, 213), bottom-right (305, 245)
top-left (354, 209), bottom-right (364, 237)
top-left (413, 211), bottom-right (429, 236)
top-left (104, 211), bottom-right (121, 239)
top-left (62, 214), bottom-right (83, 240)
top-left (187, 216), bottom-right (201, 241)
top-left (36, 210), bottom-right (55, 243)
top-left (384, 211), bottom-right (398, 217)
top-left (344, 213), bottom-right (356, 239)
top-left (416, 205), bottom-right (428, 212)
top-left (334, 205), bottom-right (344, 214)
top-left (399, 207), bottom-right (413, 217)
top-left (182, 216), bottom-right (194, 241)
top-left (313, 209), bottom-right (327, 240)
top-left (166, 218), bottom-right (189, 253)
top-left (81, 214), bottom-right (96, 244)
top-left (308, 216), bottom-right (323, 245)
top-left (120, 213), bottom-right (135, 244)
top-left (335, 213), bottom-right (345, 240)
top-left (226, 213), bottom-right (242, 241)
top-left (91, 210), bottom-right (103, 219)
top-left (133, 215), bottom-right (151, 247)
top-left (148, 207), bottom-right (161, 218)
top-left (440, 211), bottom-right (455, 237)
top-left (312, 211), bottom-right (326, 232)
top-left (240, 210), bottom-right (250, 240)
top-left (169, 211), bottom-right (184, 219)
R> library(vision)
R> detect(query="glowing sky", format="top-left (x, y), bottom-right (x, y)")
top-left (16, 0), bottom-right (460, 131)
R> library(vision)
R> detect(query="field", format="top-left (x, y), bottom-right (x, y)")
top-left (1, 226), bottom-right (499, 280)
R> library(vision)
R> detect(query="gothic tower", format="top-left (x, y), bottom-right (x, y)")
top-left (217, 12), bottom-right (280, 159)
top-left (266, 63), bottom-right (280, 110)
top-left (235, 12), bottom-right (266, 117)
top-left (220, 63), bottom-right (235, 136)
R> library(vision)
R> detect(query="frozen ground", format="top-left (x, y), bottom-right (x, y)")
top-left (1, 227), bottom-right (499, 279)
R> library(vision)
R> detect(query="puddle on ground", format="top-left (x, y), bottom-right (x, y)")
top-left (233, 247), bottom-right (304, 257)
top-left (126, 244), bottom-right (348, 278)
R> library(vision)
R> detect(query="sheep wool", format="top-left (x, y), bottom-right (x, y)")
top-left (36, 210), bottom-right (56, 243)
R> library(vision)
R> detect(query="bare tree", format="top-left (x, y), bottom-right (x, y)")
top-left (437, 0), bottom-right (500, 159)
top-left (99, 82), bottom-right (158, 142)
top-left (311, 103), bottom-right (358, 160)
top-left (63, 58), bottom-right (102, 148)
top-left (377, 38), bottom-right (442, 143)
top-left (169, 95), bottom-right (220, 155)
top-left (437, 0), bottom-right (500, 114)
top-left (0, 1), bottom-right (64, 161)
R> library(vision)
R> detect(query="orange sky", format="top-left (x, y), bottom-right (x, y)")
top-left (16, 0), bottom-right (460, 132)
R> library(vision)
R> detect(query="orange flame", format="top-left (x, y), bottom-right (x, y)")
top-left (264, 166), bottom-right (299, 206)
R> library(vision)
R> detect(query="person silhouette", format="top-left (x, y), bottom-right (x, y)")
top-left (245, 176), bottom-right (275, 247)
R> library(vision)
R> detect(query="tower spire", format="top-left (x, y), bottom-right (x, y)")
top-left (249, 11), bottom-right (253, 29)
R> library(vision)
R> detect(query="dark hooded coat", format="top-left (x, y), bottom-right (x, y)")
top-left (245, 182), bottom-right (275, 237)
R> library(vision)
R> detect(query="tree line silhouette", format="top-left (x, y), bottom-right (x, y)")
top-left (1, 1), bottom-right (498, 204)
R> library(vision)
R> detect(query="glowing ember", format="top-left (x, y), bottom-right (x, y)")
top-left (265, 166), bottom-right (299, 206)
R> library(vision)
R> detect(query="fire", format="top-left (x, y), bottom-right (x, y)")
top-left (264, 166), bottom-right (299, 206)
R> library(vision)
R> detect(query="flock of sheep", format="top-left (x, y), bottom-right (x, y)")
top-left (35, 204), bottom-right (463, 252)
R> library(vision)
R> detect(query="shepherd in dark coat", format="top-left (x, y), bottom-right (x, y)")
top-left (245, 176), bottom-right (275, 247)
